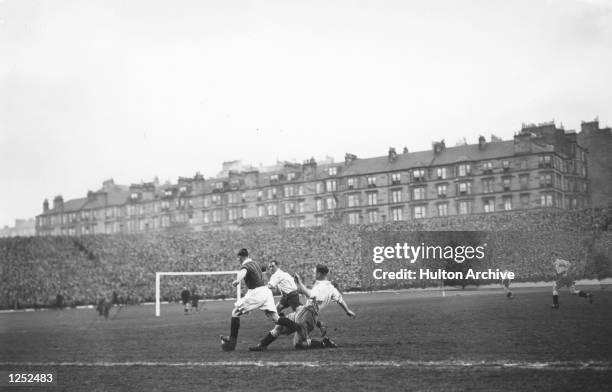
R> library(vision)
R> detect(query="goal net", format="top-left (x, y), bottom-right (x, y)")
top-left (155, 271), bottom-right (240, 317)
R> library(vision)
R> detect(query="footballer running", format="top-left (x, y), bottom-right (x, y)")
top-left (551, 251), bottom-right (593, 309)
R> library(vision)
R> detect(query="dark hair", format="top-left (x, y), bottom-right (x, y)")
top-left (270, 260), bottom-right (279, 266)
top-left (315, 264), bottom-right (329, 275)
top-left (237, 248), bottom-right (248, 257)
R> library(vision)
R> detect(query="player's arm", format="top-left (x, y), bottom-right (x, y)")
top-left (332, 288), bottom-right (356, 318)
top-left (267, 273), bottom-right (278, 290)
top-left (293, 273), bottom-right (312, 298)
top-left (232, 268), bottom-right (247, 287)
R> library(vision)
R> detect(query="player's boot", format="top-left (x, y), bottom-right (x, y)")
top-left (506, 292), bottom-right (513, 299)
top-left (550, 304), bottom-right (559, 309)
top-left (220, 335), bottom-right (237, 351)
top-left (322, 337), bottom-right (337, 348)
top-left (248, 344), bottom-right (266, 352)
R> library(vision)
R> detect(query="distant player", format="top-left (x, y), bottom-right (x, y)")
top-left (551, 252), bottom-right (593, 309)
top-left (220, 248), bottom-right (279, 351)
top-left (267, 260), bottom-right (301, 313)
top-left (190, 287), bottom-right (200, 312)
top-left (501, 270), bottom-right (513, 299)
top-left (181, 287), bottom-right (191, 314)
top-left (249, 264), bottom-right (355, 351)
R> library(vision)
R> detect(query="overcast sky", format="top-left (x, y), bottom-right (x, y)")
top-left (1, 0), bottom-right (611, 227)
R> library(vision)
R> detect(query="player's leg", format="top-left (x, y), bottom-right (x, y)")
top-left (552, 281), bottom-right (560, 309)
top-left (502, 280), bottom-right (513, 299)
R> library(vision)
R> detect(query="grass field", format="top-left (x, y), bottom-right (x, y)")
top-left (1, 287), bottom-right (611, 391)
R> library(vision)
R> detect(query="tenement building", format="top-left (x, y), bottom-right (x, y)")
top-left (36, 120), bottom-right (611, 235)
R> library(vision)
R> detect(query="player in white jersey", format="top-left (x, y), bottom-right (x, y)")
top-left (551, 251), bottom-right (593, 309)
top-left (267, 260), bottom-right (301, 313)
top-left (249, 264), bottom-right (355, 351)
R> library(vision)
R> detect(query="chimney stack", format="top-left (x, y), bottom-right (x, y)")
top-left (43, 199), bottom-right (49, 212)
top-left (478, 135), bottom-right (486, 150)
top-left (53, 195), bottom-right (64, 210)
top-left (388, 147), bottom-right (397, 162)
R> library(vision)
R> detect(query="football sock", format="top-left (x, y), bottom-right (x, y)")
top-left (553, 295), bottom-right (559, 305)
top-left (230, 317), bottom-right (240, 340)
top-left (260, 332), bottom-right (277, 347)
top-left (309, 340), bottom-right (325, 349)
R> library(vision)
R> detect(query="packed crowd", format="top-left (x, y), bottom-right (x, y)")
top-left (1, 208), bottom-right (610, 309)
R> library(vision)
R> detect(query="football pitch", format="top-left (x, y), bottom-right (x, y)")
top-left (1, 287), bottom-right (611, 391)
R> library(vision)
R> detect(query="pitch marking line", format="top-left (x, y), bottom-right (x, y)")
top-left (1, 361), bottom-right (610, 371)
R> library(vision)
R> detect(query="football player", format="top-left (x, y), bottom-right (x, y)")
top-left (501, 270), bottom-right (513, 299)
top-left (180, 287), bottom-right (190, 314)
top-left (220, 248), bottom-right (279, 351)
top-left (267, 259), bottom-right (301, 313)
top-left (551, 251), bottom-right (593, 309)
top-left (249, 263), bottom-right (355, 351)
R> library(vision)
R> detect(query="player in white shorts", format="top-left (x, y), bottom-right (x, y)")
top-left (551, 251), bottom-right (593, 309)
top-left (249, 264), bottom-right (355, 351)
top-left (220, 248), bottom-right (278, 351)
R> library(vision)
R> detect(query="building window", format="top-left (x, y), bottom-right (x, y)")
top-left (284, 202), bottom-right (295, 214)
top-left (391, 189), bottom-right (402, 203)
top-left (328, 167), bottom-right (338, 176)
top-left (539, 155), bottom-right (552, 168)
top-left (316, 182), bottom-right (325, 194)
top-left (287, 172), bottom-right (296, 181)
top-left (214, 182), bottom-right (223, 190)
top-left (228, 208), bottom-right (237, 220)
top-left (503, 177), bottom-right (511, 191)
top-left (519, 174), bottom-right (529, 190)
top-left (437, 203), bottom-right (448, 217)
top-left (241, 207), bottom-right (247, 219)
top-left (267, 204), bottom-right (278, 216)
top-left (348, 212), bottom-right (360, 225)
top-left (391, 207), bottom-right (403, 221)
top-left (347, 177), bottom-right (357, 189)
top-left (391, 173), bottom-right (401, 185)
top-left (367, 192), bottom-right (378, 206)
top-left (257, 205), bottom-right (265, 217)
top-left (315, 198), bottom-right (323, 211)
top-left (267, 188), bottom-right (277, 199)
top-left (437, 184), bottom-right (447, 197)
top-left (483, 161), bottom-right (494, 173)
top-left (502, 160), bottom-right (510, 171)
top-left (298, 185), bottom-right (305, 196)
top-left (326, 197), bottom-right (336, 210)
top-left (483, 178), bottom-right (494, 194)
top-left (368, 210), bottom-right (378, 223)
top-left (540, 173), bottom-right (553, 187)
top-left (298, 216), bottom-right (306, 227)
top-left (270, 174), bottom-right (279, 183)
top-left (413, 206), bottom-right (426, 219)
top-left (458, 182), bottom-right (471, 195)
top-left (458, 164), bottom-right (471, 176)
top-left (315, 216), bottom-right (324, 226)
top-left (436, 167), bottom-right (447, 179)
top-left (540, 193), bottom-right (554, 207)
top-left (297, 200), bottom-right (305, 213)
top-left (367, 176), bottom-right (377, 187)
top-left (412, 169), bottom-right (426, 181)
top-left (212, 210), bottom-right (221, 222)
top-left (285, 219), bottom-right (295, 229)
top-left (284, 185), bottom-right (295, 197)
top-left (413, 187), bottom-right (426, 200)
top-left (458, 201), bottom-right (472, 215)
top-left (503, 197), bottom-right (512, 211)
top-left (347, 194), bottom-right (360, 207)
top-left (326, 179), bottom-right (337, 192)
top-left (257, 190), bottom-right (263, 200)
top-left (483, 198), bottom-right (495, 213)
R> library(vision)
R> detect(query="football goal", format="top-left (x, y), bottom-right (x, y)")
top-left (155, 271), bottom-right (240, 317)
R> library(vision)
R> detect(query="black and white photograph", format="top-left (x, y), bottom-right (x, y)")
top-left (1, 0), bottom-right (611, 391)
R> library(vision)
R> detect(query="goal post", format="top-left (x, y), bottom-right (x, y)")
top-left (155, 271), bottom-right (240, 317)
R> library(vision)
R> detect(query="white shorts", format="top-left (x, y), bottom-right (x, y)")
top-left (234, 286), bottom-right (277, 315)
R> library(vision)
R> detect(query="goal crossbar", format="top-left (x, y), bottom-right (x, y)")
top-left (155, 271), bottom-right (240, 317)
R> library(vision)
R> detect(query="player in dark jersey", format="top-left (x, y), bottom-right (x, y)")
top-left (180, 287), bottom-right (191, 314)
top-left (220, 248), bottom-right (279, 351)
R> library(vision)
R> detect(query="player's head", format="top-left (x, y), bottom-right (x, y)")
top-left (237, 248), bottom-right (248, 262)
top-left (315, 264), bottom-right (330, 280)
top-left (268, 259), bottom-right (279, 274)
